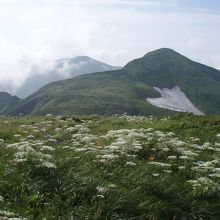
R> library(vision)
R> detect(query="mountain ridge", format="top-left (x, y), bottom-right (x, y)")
top-left (7, 48), bottom-right (220, 116)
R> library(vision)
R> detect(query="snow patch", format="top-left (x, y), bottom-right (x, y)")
top-left (146, 86), bottom-right (204, 115)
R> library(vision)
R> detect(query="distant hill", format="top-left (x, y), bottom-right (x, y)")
top-left (8, 48), bottom-right (220, 116)
top-left (16, 56), bottom-right (121, 98)
top-left (0, 92), bottom-right (21, 115)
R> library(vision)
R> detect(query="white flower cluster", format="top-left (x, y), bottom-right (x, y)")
top-left (0, 210), bottom-right (27, 220)
top-left (1, 114), bottom-right (220, 197)
top-left (187, 177), bottom-right (215, 190)
top-left (118, 114), bottom-right (156, 123)
top-left (6, 140), bottom-right (56, 168)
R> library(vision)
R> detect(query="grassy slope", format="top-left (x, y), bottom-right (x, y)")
top-left (10, 70), bottom-right (172, 116)
top-left (0, 114), bottom-right (220, 219)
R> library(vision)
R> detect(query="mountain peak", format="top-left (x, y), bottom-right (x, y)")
top-left (72, 56), bottom-right (94, 62)
top-left (144, 48), bottom-right (184, 58)
top-left (57, 56), bottom-right (94, 63)
top-left (123, 48), bottom-right (190, 71)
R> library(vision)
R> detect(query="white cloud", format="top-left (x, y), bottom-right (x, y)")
top-left (209, 54), bottom-right (220, 70)
top-left (0, 0), bottom-right (219, 94)
top-left (75, 0), bottom-right (164, 6)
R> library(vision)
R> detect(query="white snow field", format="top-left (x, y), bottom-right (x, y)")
top-left (146, 86), bottom-right (204, 115)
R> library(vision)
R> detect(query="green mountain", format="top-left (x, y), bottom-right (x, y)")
top-left (8, 48), bottom-right (220, 116)
top-left (0, 92), bottom-right (21, 115)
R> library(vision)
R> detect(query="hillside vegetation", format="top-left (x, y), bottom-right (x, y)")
top-left (0, 114), bottom-right (220, 219)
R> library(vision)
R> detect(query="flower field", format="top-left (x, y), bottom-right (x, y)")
top-left (0, 113), bottom-right (220, 219)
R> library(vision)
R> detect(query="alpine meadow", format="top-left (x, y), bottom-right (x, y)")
top-left (0, 0), bottom-right (220, 219)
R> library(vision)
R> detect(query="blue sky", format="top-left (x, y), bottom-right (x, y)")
top-left (178, 0), bottom-right (220, 13)
top-left (0, 0), bottom-right (220, 91)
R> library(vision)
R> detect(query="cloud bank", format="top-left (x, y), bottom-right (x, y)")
top-left (0, 0), bottom-right (220, 93)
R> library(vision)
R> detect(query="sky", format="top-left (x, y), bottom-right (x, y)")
top-left (0, 0), bottom-right (220, 92)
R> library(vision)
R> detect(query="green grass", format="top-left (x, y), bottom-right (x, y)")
top-left (0, 114), bottom-right (220, 219)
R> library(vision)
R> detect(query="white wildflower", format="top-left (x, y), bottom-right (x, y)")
top-left (41, 128), bottom-right (47, 132)
top-left (179, 156), bottom-right (190, 160)
top-left (55, 128), bottom-right (62, 132)
top-left (62, 146), bottom-right (70, 149)
top-left (213, 168), bottom-right (220, 173)
top-left (133, 145), bottom-right (142, 150)
top-left (8, 218), bottom-right (28, 220)
top-left (96, 186), bottom-right (108, 193)
top-left (182, 150), bottom-right (198, 157)
top-left (163, 170), bottom-right (172, 174)
top-left (105, 145), bottom-right (119, 151)
top-left (146, 128), bottom-right (154, 132)
top-left (209, 173), bottom-right (220, 178)
top-left (65, 127), bottom-right (76, 133)
top-left (149, 162), bottom-right (171, 167)
top-left (0, 210), bottom-right (15, 217)
top-left (79, 127), bottom-right (90, 134)
top-left (48, 138), bottom-right (57, 143)
top-left (41, 145), bottom-right (55, 151)
top-left (41, 161), bottom-right (57, 169)
top-left (202, 142), bottom-right (212, 149)
top-left (108, 184), bottom-right (117, 188)
top-left (96, 195), bottom-right (105, 199)
top-left (215, 142), bottom-right (220, 147)
top-left (14, 158), bottom-right (27, 163)
top-left (162, 147), bottom-right (170, 152)
top-left (101, 154), bottom-right (118, 160)
top-left (167, 156), bottom-right (177, 160)
top-left (0, 195), bottom-right (4, 202)
top-left (125, 161), bottom-right (137, 166)
top-left (152, 173), bottom-right (160, 177)
top-left (167, 132), bottom-right (175, 137)
top-left (75, 148), bottom-right (87, 152)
